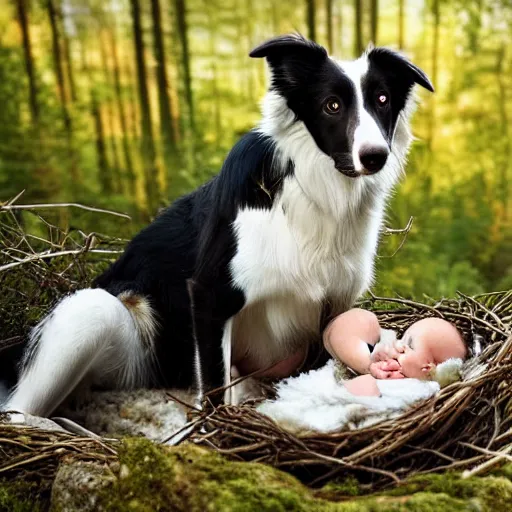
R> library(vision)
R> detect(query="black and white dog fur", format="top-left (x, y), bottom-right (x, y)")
top-left (3, 35), bottom-right (433, 419)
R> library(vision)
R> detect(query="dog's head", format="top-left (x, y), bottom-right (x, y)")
top-left (251, 35), bottom-right (433, 178)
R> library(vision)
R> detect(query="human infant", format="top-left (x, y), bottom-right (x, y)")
top-left (236, 308), bottom-right (467, 398)
top-left (323, 309), bottom-right (467, 396)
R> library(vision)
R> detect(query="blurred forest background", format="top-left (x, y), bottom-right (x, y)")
top-left (0, 0), bottom-right (511, 299)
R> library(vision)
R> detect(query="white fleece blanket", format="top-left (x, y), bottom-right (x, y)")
top-left (257, 360), bottom-right (440, 433)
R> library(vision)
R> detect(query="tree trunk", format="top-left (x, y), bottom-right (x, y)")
top-left (354, 0), bottom-right (363, 56)
top-left (130, 0), bottom-right (159, 213)
top-left (271, 0), bottom-right (280, 34)
top-left (47, 0), bottom-right (71, 131)
top-left (306, 0), bottom-right (316, 41)
top-left (62, 27), bottom-right (77, 103)
top-left (398, 0), bottom-right (405, 49)
top-left (93, 97), bottom-right (112, 194)
top-left (326, 0), bottom-right (333, 52)
top-left (432, 0), bottom-right (440, 88)
top-left (205, 0), bottom-right (221, 147)
top-left (80, 40), bottom-right (112, 194)
top-left (246, 0), bottom-right (255, 101)
top-left (16, 0), bottom-right (39, 124)
top-left (108, 23), bottom-right (136, 194)
top-left (150, 0), bottom-right (178, 172)
top-left (126, 59), bottom-right (140, 139)
top-left (174, 0), bottom-right (195, 134)
top-left (427, 0), bottom-right (440, 150)
top-left (495, 44), bottom-right (510, 215)
top-left (235, 0), bottom-right (247, 99)
top-left (336, 0), bottom-right (343, 54)
top-left (47, 0), bottom-right (78, 187)
top-left (99, 30), bottom-right (123, 193)
top-left (370, 0), bottom-right (378, 44)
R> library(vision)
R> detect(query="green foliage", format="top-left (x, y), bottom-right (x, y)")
top-left (1, 0), bottom-right (511, 298)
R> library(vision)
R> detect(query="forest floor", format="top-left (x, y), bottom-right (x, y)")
top-left (1, 436), bottom-right (512, 512)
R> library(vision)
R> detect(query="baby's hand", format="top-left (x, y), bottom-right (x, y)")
top-left (371, 335), bottom-right (405, 363)
top-left (369, 359), bottom-right (404, 379)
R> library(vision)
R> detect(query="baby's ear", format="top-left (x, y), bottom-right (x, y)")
top-left (422, 363), bottom-right (435, 374)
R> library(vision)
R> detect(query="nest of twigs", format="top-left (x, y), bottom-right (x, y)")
top-left (0, 422), bottom-right (118, 490)
top-left (0, 193), bottom-right (128, 381)
top-left (1, 195), bottom-right (511, 492)
top-left (0, 195), bottom-right (129, 490)
top-left (190, 291), bottom-right (512, 487)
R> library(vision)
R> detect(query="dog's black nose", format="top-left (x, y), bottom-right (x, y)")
top-left (359, 146), bottom-right (389, 173)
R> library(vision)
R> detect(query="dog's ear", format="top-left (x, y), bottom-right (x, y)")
top-left (250, 34), bottom-right (327, 63)
top-left (250, 35), bottom-right (328, 93)
top-left (367, 48), bottom-right (434, 92)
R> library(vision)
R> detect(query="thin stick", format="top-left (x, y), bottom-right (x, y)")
top-left (462, 443), bottom-right (512, 478)
top-left (367, 291), bottom-right (444, 316)
top-left (380, 217), bottom-right (414, 258)
top-left (0, 248), bottom-right (123, 272)
top-left (0, 452), bottom-right (56, 474)
top-left (382, 217), bottom-right (414, 235)
top-left (165, 391), bottom-right (201, 412)
top-left (1, 202), bottom-right (131, 220)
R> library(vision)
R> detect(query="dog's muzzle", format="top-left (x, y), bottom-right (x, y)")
top-left (334, 145), bottom-right (389, 178)
top-left (333, 153), bottom-right (359, 178)
top-left (358, 144), bottom-right (389, 174)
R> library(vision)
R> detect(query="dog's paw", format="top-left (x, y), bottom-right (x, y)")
top-left (228, 378), bottom-right (264, 406)
top-left (4, 412), bottom-right (27, 425)
top-left (3, 411), bottom-right (68, 433)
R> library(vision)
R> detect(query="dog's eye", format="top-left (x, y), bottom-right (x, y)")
top-left (324, 99), bottom-right (341, 114)
top-left (376, 92), bottom-right (389, 106)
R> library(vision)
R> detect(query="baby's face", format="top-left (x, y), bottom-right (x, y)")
top-left (396, 336), bottom-right (435, 379)
top-left (396, 318), bottom-right (466, 379)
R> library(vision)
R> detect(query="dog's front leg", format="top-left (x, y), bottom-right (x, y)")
top-left (188, 216), bottom-right (246, 406)
top-left (187, 278), bottom-right (226, 406)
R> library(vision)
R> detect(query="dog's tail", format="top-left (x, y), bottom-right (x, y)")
top-left (6, 288), bottom-right (158, 417)
top-left (116, 290), bottom-right (159, 351)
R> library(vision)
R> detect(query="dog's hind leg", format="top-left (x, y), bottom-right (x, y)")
top-left (5, 288), bottom-right (153, 418)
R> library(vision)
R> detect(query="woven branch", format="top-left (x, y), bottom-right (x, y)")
top-left (0, 421), bottom-right (118, 484)
top-left (189, 292), bottom-right (512, 487)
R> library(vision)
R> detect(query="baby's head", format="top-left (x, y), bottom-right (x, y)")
top-left (397, 318), bottom-right (467, 379)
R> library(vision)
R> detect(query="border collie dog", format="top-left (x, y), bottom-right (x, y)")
top-left (3, 35), bottom-right (433, 418)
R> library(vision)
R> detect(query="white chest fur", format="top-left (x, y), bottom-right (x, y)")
top-left (228, 89), bottom-right (407, 370)
top-left (229, 174), bottom-right (385, 369)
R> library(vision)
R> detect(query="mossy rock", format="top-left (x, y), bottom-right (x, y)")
top-left (380, 471), bottom-right (512, 512)
top-left (48, 438), bottom-right (512, 512)
top-left (51, 439), bottom-right (323, 512)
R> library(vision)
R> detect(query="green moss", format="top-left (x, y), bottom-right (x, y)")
top-left (0, 480), bottom-right (43, 512)
top-left (382, 472), bottom-right (512, 511)
top-left (360, 492), bottom-right (473, 511)
top-left (492, 463), bottom-right (512, 481)
top-left (317, 475), bottom-right (362, 499)
top-left (45, 438), bottom-right (512, 511)
top-left (99, 438), bottom-right (330, 512)
top-left (317, 478), bottom-right (480, 511)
